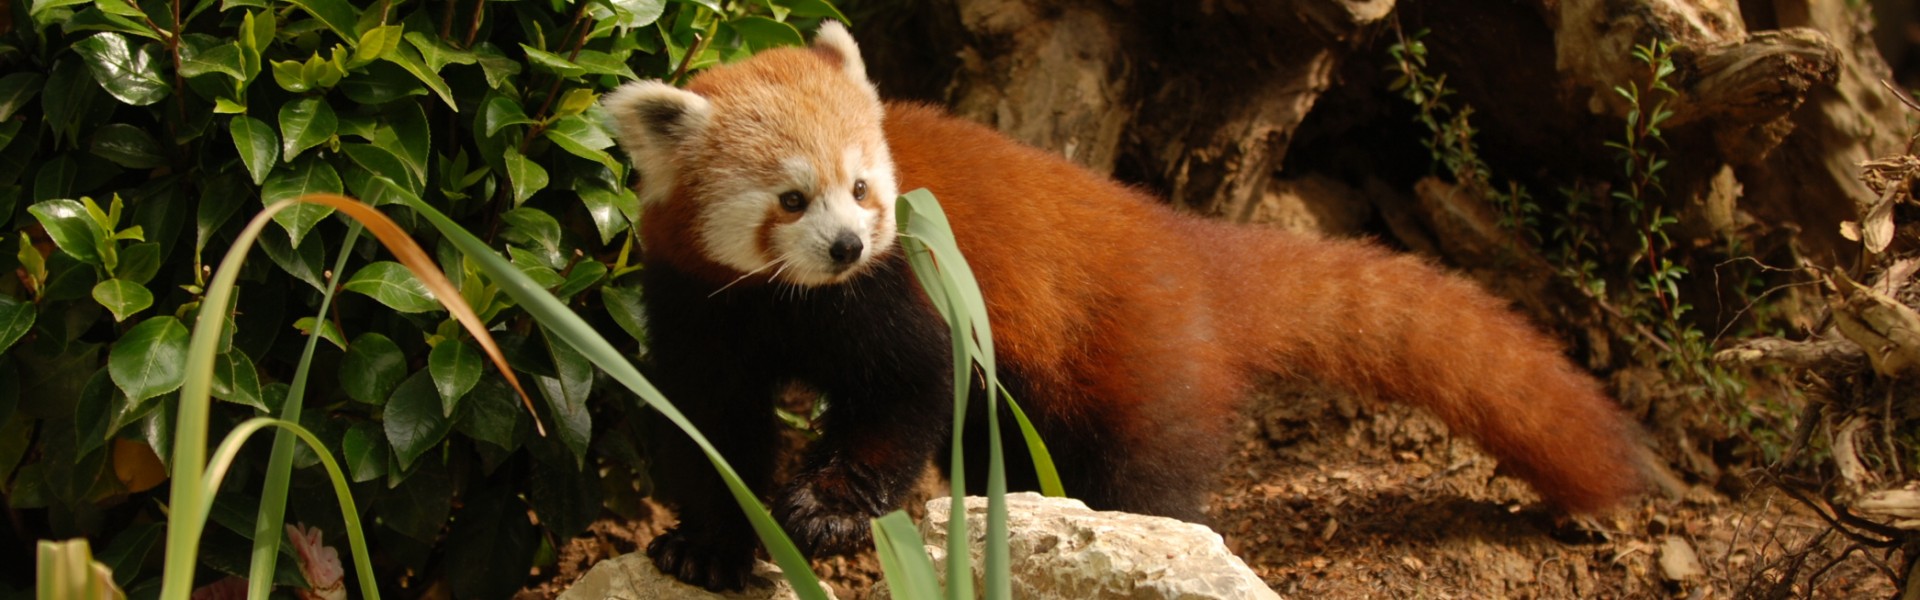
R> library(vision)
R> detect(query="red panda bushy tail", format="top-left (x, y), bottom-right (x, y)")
top-left (1195, 224), bottom-right (1643, 513)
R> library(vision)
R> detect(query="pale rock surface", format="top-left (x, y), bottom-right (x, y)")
top-left (557, 552), bottom-right (836, 600)
top-left (885, 492), bottom-right (1280, 600)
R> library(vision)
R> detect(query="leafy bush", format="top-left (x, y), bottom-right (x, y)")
top-left (0, 0), bottom-right (845, 596)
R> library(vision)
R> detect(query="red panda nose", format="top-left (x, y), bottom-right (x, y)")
top-left (828, 232), bottom-right (865, 265)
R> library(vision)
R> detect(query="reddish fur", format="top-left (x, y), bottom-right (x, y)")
top-left (883, 103), bottom-right (1641, 513)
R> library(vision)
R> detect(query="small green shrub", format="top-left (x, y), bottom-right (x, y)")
top-left (2, 0), bottom-right (845, 595)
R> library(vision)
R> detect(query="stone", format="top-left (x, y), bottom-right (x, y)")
top-left (557, 552), bottom-right (837, 600)
top-left (884, 493), bottom-right (1280, 599)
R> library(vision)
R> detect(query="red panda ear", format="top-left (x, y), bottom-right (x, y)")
top-left (811, 21), bottom-right (869, 86)
top-left (602, 80), bottom-right (712, 204)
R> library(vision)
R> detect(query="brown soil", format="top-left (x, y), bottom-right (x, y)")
top-left (519, 382), bottom-right (1901, 599)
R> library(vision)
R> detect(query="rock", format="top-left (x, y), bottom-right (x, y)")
top-left (557, 552), bottom-right (837, 600)
top-left (1657, 536), bottom-right (1704, 582)
top-left (882, 493), bottom-right (1279, 599)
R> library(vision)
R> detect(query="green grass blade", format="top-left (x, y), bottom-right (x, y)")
top-left (392, 191), bottom-right (829, 599)
top-left (870, 511), bottom-right (941, 599)
top-left (247, 222), bottom-right (364, 600)
top-left (38, 539), bottom-right (125, 600)
top-left (201, 417), bottom-right (377, 600)
top-left (897, 195), bottom-right (972, 599)
top-left (1002, 390), bottom-right (1063, 497)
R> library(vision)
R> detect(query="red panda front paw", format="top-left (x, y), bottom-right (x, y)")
top-left (647, 525), bottom-right (758, 592)
top-left (773, 482), bottom-right (879, 557)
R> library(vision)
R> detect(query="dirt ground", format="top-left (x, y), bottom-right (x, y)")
top-left (518, 380), bottom-right (1903, 599)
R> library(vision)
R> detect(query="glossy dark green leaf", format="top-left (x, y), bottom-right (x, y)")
top-left (520, 45), bottom-right (586, 78)
top-left (28, 199), bottom-right (107, 266)
top-left (178, 40), bottom-right (245, 80)
top-left (72, 33), bottom-right (171, 106)
top-left (284, 0), bottom-right (358, 40)
top-left (730, 16), bottom-right (805, 51)
top-left (74, 369), bottom-right (116, 460)
top-left (376, 455), bottom-right (451, 536)
top-left (113, 241), bottom-right (160, 284)
top-left (341, 143), bottom-right (420, 198)
top-left (88, 124), bottom-right (167, 169)
top-left (404, 31), bottom-right (478, 71)
top-left (429, 339), bottom-right (481, 417)
top-left (0, 73), bottom-right (46, 122)
top-left (527, 446), bottom-right (599, 539)
top-left (609, 0), bottom-right (666, 28)
top-left (44, 58), bottom-right (108, 147)
top-left (0, 295), bottom-right (34, 355)
top-left (108, 316), bottom-right (189, 402)
top-left (455, 375), bottom-right (523, 450)
top-left (209, 349), bottom-right (265, 410)
top-left (292, 316), bottom-right (345, 350)
top-left (535, 328), bottom-right (592, 467)
top-left (501, 207), bottom-right (564, 269)
top-left (341, 421), bottom-right (388, 482)
top-left (341, 332), bottom-right (406, 405)
top-left (503, 146), bottom-right (547, 206)
top-left (385, 371), bottom-right (453, 471)
top-left (577, 176), bottom-right (637, 245)
top-left (351, 24), bottom-right (404, 67)
top-left (774, 0), bottom-right (847, 21)
top-left (195, 173), bottom-right (247, 252)
top-left (543, 114), bottom-right (617, 169)
top-left (374, 102), bottom-right (429, 185)
top-left (339, 62), bottom-right (428, 105)
top-left (32, 155), bottom-right (81, 203)
top-left (555, 260), bottom-right (605, 301)
top-left (278, 96), bottom-right (337, 161)
top-left (471, 43), bottom-right (522, 89)
top-left (256, 221), bottom-right (328, 292)
top-left (599, 285), bottom-right (648, 347)
top-left (91, 278), bottom-right (153, 322)
top-left (343, 261), bottom-right (441, 313)
top-left (96, 522), bottom-right (163, 586)
top-left (228, 116), bottom-right (278, 185)
top-left (481, 95), bottom-right (536, 137)
top-left (261, 157), bottom-right (342, 247)
top-left (382, 44), bottom-right (456, 109)
top-left (507, 246), bottom-right (565, 289)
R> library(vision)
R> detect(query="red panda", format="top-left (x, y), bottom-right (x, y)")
top-left (603, 22), bottom-right (1644, 591)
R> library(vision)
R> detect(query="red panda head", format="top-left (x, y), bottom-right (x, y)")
top-left (603, 22), bottom-right (898, 288)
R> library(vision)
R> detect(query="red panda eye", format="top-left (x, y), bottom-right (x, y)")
top-left (778, 191), bottom-right (808, 212)
top-left (852, 180), bottom-right (868, 201)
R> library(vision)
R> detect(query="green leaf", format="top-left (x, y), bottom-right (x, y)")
top-left (520, 45), bottom-right (587, 78)
top-left (178, 41), bottom-right (245, 81)
top-left (92, 279), bottom-right (153, 321)
top-left (292, 316), bottom-right (345, 350)
top-left (535, 328), bottom-right (592, 467)
top-left (481, 95), bottom-right (536, 137)
top-left (0, 295), bottom-right (35, 355)
top-left (382, 44), bottom-right (457, 110)
top-left (72, 33), bottom-right (171, 106)
top-left (385, 371), bottom-right (453, 471)
top-left (471, 43), bottom-right (522, 89)
top-left (340, 332), bottom-right (406, 405)
top-left (89, 123), bottom-right (167, 169)
top-left (28, 199), bottom-right (108, 266)
top-left (455, 375), bottom-right (524, 450)
top-left (44, 58), bottom-right (108, 147)
top-left (404, 31), bottom-right (478, 72)
top-left (278, 97), bottom-right (338, 162)
top-left (284, 0), bottom-right (358, 40)
top-left (773, 0), bottom-right (847, 21)
top-left (502, 146), bottom-right (547, 206)
top-left (196, 174), bottom-right (248, 253)
top-left (578, 176), bottom-right (637, 245)
top-left (373, 102), bottom-right (429, 185)
top-left (342, 261), bottom-right (441, 313)
top-left (555, 260), bottom-right (605, 300)
top-left (429, 339), bottom-right (482, 417)
top-left (0, 73), bottom-right (46, 122)
top-left (271, 59), bottom-right (309, 93)
top-left (609, 0), bottom-right (666, 28)
top-left (729, 17), bottom-right (805, 52)
top-left (501, 207), bottom-right (565, 269)
top-left (446, 484), bottom-right (538, 599)
top-left (114, 241), bottom-right (160, 284)
top-left (351, 25), bottom-right (404, 67)
top-left (260, 158), bottom-right (342, 247)
top-left (339, 62), bottom-right (428, 105)
top-left (341, 421), bottom-right (389, 482)
top-left (569, 50), bottom-right (638, 79)
top-left (543, 114), bottom-right (618, 170)
top-left (209, 350), bottom-right (265, 410)
top-left (228, 116), bottom-right (278, 186)
top-left (507, 246), bottom-right (565, 289)
top-left (341, 144), bottom-right (420, 202)
top-left (256, 223), bottom-right (329, 292)
top-left (599, 285), bottom-right (648, 347)
top-left (108, 316), bottom-right (189, 402)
